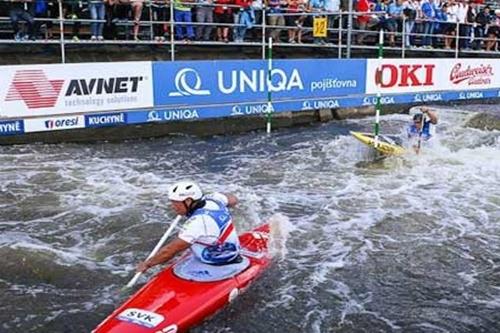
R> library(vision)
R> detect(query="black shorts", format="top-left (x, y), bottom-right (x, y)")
top-left (215, 12), bottom-right (232, 24)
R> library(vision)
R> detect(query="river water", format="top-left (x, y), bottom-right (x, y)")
top-left (0, 105), bottom-right (499, 333)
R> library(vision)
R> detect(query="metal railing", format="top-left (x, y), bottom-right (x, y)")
top-left (0, 0), bottom-right (499, 63)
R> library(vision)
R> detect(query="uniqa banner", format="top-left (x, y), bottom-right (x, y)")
top-left (152, 59), bottom-right (367, 107)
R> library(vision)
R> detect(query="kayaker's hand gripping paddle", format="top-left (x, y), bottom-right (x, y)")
top-left (124, 215), bottom-right (183, 289)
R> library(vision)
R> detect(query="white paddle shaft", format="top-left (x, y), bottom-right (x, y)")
top-left (125, 215), bottom-right (182, 289)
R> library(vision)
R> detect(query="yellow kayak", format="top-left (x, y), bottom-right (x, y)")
top-left (350, 131), bottom-right (406, 156)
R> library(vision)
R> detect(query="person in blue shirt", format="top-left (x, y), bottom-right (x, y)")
top-left (407, 107), bottom-right (438, 153)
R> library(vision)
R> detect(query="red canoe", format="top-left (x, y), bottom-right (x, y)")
top-left (93, 223), bottom-right (271, 333)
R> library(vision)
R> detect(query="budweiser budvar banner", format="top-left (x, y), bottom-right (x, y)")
top-left (0, 62), bottom-right (154, 118)
top-left (366, 59), bottom-right (500, 94)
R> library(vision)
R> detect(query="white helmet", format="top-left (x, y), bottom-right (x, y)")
top-left (168, 181), bottom-right (203, 202)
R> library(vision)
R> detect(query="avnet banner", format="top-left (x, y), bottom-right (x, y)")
top-left (153, 59), bottom-right (366, 107)
top-left (0, 62), bottom-right (153, 118)
top-left (366, 58), bottom-right (500, 94)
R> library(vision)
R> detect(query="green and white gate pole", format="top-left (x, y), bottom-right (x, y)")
top-left (266, 37), bottom-right (273, 134)
top-left (374, 29), bottom-right (384, 146)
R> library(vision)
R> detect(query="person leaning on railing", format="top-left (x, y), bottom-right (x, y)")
top-left (356, 0), bottom-right (379, 46)
top-left (195, 0), bottom-right (214, 41)
top-left (421, 0), bottom-right (436, 48)
top-left (485, 9), bottom-right (499, 51)
top-left (308, 0), bottom-right (326, 45)
top-left (285, 0), bottom-right (306, 43)
top-left (9, 0), bottom-right (35, 41)
top-left (386, 0), bottom-right (404, 47)
top-left (63, 0), bottom-right (82, 41)
top-left (214, 0), bottom-right (233, 42)
top-left (267, 0), bottom-right (287, 42)
top-left (474, 4), bottom-right (491, 49)
top-left (89, 0), bottom-right (107, 41)
top-left (174, 0), bottom-right (195, 41)
top-left (402, 0), bottom-right (418, 48)
top-left (233, 0), bottom-right (253, 42)
top-left (151, 0), bottom-right (170, 41)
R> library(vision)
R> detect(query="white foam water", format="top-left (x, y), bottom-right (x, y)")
top-left (0, 105), bottom-right (499, 332)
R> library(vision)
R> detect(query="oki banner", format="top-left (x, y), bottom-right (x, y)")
top-left (366, 59), bottom-right (500, 94)
top-left (152, 59), bottom-right (366, 107)
top-left (0, 62), bottom-right (153, 118)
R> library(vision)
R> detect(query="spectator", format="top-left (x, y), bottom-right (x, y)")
top-left (421, 0), bottom-right (437, 48)
top-left (286, 0), bottom-right (305, 43)
top-left (9, 0), bottom-right (35, 41)
top-left (196, 0), bottom-right (214, 41)
top-left (234, 0), bottom-right (253, 42)
top-left (174, 0), bottom-right (195, 41)
top-left (214, 0), bottom-right (233, 42)
top-left (442, 0), bottom-right (458, 49)
top-left (485, 9), bottom-right (499, 51)
top-left (33, 0), bottom-right (53, 40)
top-left (267, 0), bottom-right (286, 42)
top-left (151, 0), bottom-right (170, 41)
top-left (356, 0), bottom-right (372, 45)
top-left (464, 0), bottom-right (478, 49)
top-left (130, 0), bottom-right (144, 40)
top-left (387, 0), bottom-right (404, 46)
top-left (64, 1), bottom-right (83, 41)
top-left (456, 0), bottom-right (468, 48)
top-left (474, 4), bottom-right (490, 49)
top-left (324, 0), bottom-right (340, 32)
top-left (249, 0), bottom-right (263, 40)
top-left (89, 0), bottom-right (106, 41)
top-left (308, 0), bottom-right (326, 45)
top-left (403, 0), bottom-right (419, 47)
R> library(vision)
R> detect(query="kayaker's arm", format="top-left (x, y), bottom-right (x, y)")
top-left (136, 238), bottom-right (191, 273)
top-left (421, 107), bottom-right (438, 124)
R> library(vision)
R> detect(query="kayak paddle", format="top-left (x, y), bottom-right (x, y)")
top-left (124, 215), bottom-right (183, 289)
top-left (416, 112), bottom-right (426, 155)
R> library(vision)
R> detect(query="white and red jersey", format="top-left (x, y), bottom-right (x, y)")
top-left (178, 193), bottom-right (240, 264)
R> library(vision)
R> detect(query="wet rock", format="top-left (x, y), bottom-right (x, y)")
top-left (465, 113), bottom-right (500, 131)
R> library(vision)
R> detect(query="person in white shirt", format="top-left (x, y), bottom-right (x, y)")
top-left (455, 0), bottom-right (468, 48)
top-left (137, 181), bottom-right (241, 273)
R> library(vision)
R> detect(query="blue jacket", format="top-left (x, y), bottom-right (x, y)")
top-left (407, 120), bottom-right (432, 140)
top-left (421, 2), bottom-right (436, 19)
top-left (239, 8), bottom-right (255, 29)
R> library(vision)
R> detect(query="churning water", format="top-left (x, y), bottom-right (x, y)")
top-left (0, 105), bottom-right (499, 333)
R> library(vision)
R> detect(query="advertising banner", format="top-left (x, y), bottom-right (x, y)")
top-left (0, 119), bottom-right (24, 135)
top-left (0, 62), bottom-right (153, 118)
top-left (152, 59), bottom-right (366, 107)
top-left (85, 112), bottom-right (127, 128)
top-left (24, 115), bottom-right (85, 133)
top-left (366, 59), bottom-right (500, 94)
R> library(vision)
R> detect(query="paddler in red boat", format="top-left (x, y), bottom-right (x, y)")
top-left (136, 181), bottom-right (242, 273)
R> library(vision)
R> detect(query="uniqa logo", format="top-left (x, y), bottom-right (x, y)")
top-left (168, 68), bottom-right (211, 97)
top-left (362, 96), bottom-right (395, 106)
top-left (147, 109), bottom-right (199, 121)
top-left (302, 100), bottom-right (313, 110)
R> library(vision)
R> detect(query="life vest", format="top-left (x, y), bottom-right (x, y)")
top-left (407, 120), bottom-right (432, 141)
top-left (189, 198), bottom-right (240, 264)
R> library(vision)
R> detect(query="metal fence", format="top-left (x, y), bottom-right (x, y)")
top-left (0, 0), bottom-right (499, 63)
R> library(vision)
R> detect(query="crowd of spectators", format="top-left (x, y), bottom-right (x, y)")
top-left (357, 0), bottom-right (500, 51)
top-left (0, 0), bottom-right (498, 51)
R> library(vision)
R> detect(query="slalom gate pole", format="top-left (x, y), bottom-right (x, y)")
top-left (374, 29), bottom-right (384, 146)
top-left (266, 37), bottom-right (273, 134)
